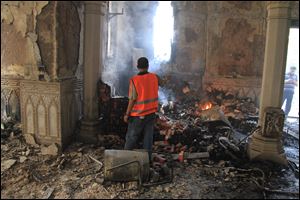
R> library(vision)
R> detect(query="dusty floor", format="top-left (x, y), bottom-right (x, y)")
top-left (1, 125), bottom-right (299, 199)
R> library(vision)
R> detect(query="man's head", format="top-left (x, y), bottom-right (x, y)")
top-left (137, 57), bottom-right (149, 70)
top-left (290, 66), bottom-right (296, 73)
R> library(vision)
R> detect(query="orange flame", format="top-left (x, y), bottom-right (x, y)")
top-left (200, 102), bottom-right (212, 111)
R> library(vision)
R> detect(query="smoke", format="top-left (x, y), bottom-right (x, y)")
top-left (158, 86), bottom-right (176, 105)
top-left (102, 1), bottom-right (174, 98)
top-left (102, 1), bottom-right (136, 97)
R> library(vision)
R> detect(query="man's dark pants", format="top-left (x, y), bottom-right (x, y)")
top-left (124, 113), bottom-right (156, 161)
top-left (282, 89), bottom-right (294, 116)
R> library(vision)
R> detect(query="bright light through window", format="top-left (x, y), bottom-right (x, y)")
top-left (153, 1), bottom-right (174, 62)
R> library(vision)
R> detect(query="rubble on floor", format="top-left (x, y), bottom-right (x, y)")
top-left (1, 106), bottom-right (299, 199)
top-left (1, 80), bottom-right (298, 198)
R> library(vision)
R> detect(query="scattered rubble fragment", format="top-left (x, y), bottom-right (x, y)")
top-left (23, 134), bottom-right (39, 147)
top-left (40, 143), bottom-right (59, 156)
top-left (1, 159), bottom-right (16, 172)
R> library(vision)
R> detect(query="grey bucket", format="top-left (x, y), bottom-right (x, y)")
top-left (104, 149), bottom-right (150, 183)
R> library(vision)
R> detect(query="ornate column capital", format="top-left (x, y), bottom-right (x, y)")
top-left (261, 107), bottom-right (285, 137)
top-left (267, 1), bottom-right (291, 19)
top-left (84, 1), bottom-right (107, 15)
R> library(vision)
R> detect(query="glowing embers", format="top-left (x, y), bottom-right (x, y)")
top-left (199, 102), bottom-right (213, 111)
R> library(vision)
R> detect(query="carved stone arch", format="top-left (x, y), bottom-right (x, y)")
top-left (37, 97), bottom-right (47, 136)
top-left (8, 89), bottom-right (20, 121)
top-left (31, 94), bottom-right (39, 107)
top-left (1, 90), bottom-right (8, 119)
top-left (48, 99), bottom-right (59, 137)
top-left (3, 89), bottom-right (12, 104)
top-left (25, 97), bottom-right (35, 135)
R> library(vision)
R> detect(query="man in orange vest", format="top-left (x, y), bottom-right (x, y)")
top-left (124, 57), bottom-right (159, 161)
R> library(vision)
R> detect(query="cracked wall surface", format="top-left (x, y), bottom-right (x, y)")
top-left (1, 1), bottom-right (48, 80)
top-left (205, 1), bottom-right (266, 78)
top-left (36, 1), bottom-right (81, 80)
top-left (170, 1), bottom-right (298, 102)
top-left (1, 1), bottom-right (48, 121)
top-left (1, 1), bottom-right (81, 81)
top-left (170, 1), bottom-right (267, 102)
top-left (1, 1), bottom-right (83, 141)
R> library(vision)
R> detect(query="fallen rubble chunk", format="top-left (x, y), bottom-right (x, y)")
top-left (24, 134), bottom-right (39, 147)
top-left (19, 156), bottom-right (27, 163)
top-left (1, 159), bottom-right (17, 172)
top-left (96, 177), bottom-right (105, 185)
top-left (1, 144), bottom-right (9, 151)
top-left (42, 187), bottom-right (54, 199)
top-left (206, 144), bottom-right (214, 152)
top-left (9, 131), bottom-right (15, 139)
top-left (25, 149), bottom-right (30, 156)
top-left (41, 143), bottom-right (59, 156)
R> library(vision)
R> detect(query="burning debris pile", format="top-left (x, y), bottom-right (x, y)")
top-left (204, 86), bottom-right (259, 119)
top-left (154, 106), bottom-right (245, 163)
top-left (97, 77), bottom-right (260, 163)
top-left (204, 87), bottom-right (259, 133)
top-left (151, 78), bottom-right (261, 163)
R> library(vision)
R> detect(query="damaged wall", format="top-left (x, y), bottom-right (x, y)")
top-left (1, 1), bottom-right (82, 81)
top-left (170, 1), bottom-right (207, 92)
top-left (36, 1), bottom-right (81, 80)
top-left (171, 1), bottom-right (298, 104)
top-left (1, 1), bottom-right (83, 148)
top-left (1, 1), bottom-right (83, 121)
top-left (1, 1), bottom-right (48, 80)
top-left (203, 1), bottom-right (267, 104)
top-left (170, 1), bottom-right (267, 103)
top-left (1, 1), bottom-right (48, 121)
top-left (205, 1), bottom-right (266, 77)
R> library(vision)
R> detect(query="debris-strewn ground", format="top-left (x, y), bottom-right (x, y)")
top-left (1, 84), bottom-right (299, 199)
top-left (1, 121), bottom-right (299, 199)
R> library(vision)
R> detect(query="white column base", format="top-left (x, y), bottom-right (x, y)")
top-left (247, 128), bottom-right (288, 166)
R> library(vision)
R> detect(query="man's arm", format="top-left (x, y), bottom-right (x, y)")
top-left (285, 74), bottom-right (298, 86)
top-left (288, 75), bottom-right (298, 86)
top-left (125, 99), bottom-right (136, 116)
top-left (124, 80), bottom-right (137, 123)
top-left (124, 99), bottom-right (136, 123)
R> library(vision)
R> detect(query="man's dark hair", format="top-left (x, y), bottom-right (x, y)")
top-left (137, 57), bottom-right (149, 69)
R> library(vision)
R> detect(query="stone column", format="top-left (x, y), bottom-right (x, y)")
top-left (79, 1), bottom-right (106, 143)
top-left (248, 1), bottom-right (291, 165)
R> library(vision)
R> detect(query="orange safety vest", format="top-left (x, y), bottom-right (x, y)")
top-left (130, 73), bottom-right (159, 116)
